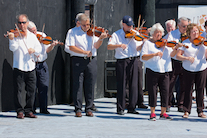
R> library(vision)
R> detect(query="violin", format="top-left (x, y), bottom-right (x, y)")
top-left (155, 39), bottom-right (189, 48)
top-left (87, 26), bottom-right (111, 38)
top-left (155, 39), bottom-right (167, 48)
top-left (167, 41), bottom-right (189, 49)
top-left (192, 36), bottom-right (205, 46)
top-left (4, 29), bottom-right (26, 38)
top-left (36, 34), bottom-right (64, 45)
top-left (125, 30), bottom-right (149, 41)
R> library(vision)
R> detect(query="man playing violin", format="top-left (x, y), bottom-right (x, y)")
top-left (66, 13), bottom-right (107, 117)
top-left (27, 21), bottom-right (59, 114)
top-left (7, 14), bottom-right (42, 119)
top-left (163, 17), bottom-right (189, 113)
top-left (65, 13), bottom-right (98, 112)
top-left (108, 15), bottom-right (144, 115)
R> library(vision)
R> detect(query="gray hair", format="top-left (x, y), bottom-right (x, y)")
top-left (150, 23), bottom-right (165, 36)
top-left (78, 14), bottom-right (90, 23)
top-left (16, 14), bottom-right (29, 22)
top-left (27, 21), bottom-right (36, 29)
top-left (119, 20), bottom-right (123, 28)
top-left (165, 19), bottom-right (176, 28)
top-left (75, 13), bottom-right (84, 23)
top-left (177, 17), bottom-right (188, 25)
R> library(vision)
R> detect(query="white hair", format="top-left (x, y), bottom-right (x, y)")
top-left (165, 19), bottom-right (176, 28)
top-left (150, 23), bottom-right (165, 36)
top-left (177, 17), bottom-right (188, 25)
top-left (119, 20), bottom-right (123, 28)
top-left (27, 21), bottom-right (36, 29)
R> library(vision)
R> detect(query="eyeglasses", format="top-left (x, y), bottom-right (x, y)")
top-left (18, 21), bottom-right (27, 24)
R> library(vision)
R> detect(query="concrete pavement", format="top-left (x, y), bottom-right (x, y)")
top-left (0, 94), bottom-right (207, 138)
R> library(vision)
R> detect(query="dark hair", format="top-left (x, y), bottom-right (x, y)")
top-left (205, 20), bottom-right (207, 27)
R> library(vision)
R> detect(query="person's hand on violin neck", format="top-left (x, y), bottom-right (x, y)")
top-left (99, 31), bottom-right (108, 40)
top-left (7, 31), bottom-right (14, 40)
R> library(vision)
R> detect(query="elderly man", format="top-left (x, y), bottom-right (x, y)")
top-left (164, 17), bottom-right (189, 112)
top-left (27, 21), bottom-right (59, 114)
top-left (108, 15), bottom-right (143, 115)
top-left (7, 14), bottom-right (41, 119)
top-left (66, 14), bottom-right (107, 117)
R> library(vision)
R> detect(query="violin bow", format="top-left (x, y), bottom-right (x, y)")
top-left (90, 0), bottom-right (97, 60)
top-left (137, 14), bottom-right (141, 29)
top-left (15, 23), bottom-right (34, 62)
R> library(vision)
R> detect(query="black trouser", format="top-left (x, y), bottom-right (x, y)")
top-left (116, 57), bottom-right (138, 112)
top-left (137, 56), bottom-right (144, 105)
top-left (71, 56), bottom-right (97, 113)
top-left (169, 59), bottom-right (184, 108)
top-left (146, 68), bottom-right (169, 107)
top-left (35, 61), bottom-right (49, 111)
top-left (13, 68), bottom-right (36, 114)
top-left (183, 69), bottom-right (206, 114)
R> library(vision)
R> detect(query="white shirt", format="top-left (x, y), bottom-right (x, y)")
top-left (9, 30), bottom-right (41, 71)
top-left (108, 29), bottom-right (143, 59)
top-left (140, 40), bottom-right (173, 73)
top-left (35, 31), bottom-right (50, 62)
top-left (65, 27), bottom-right (75, 55)
top-left (180, 39), bottom-right (207, 72)
top-left (163, 29), bottom-right (181, 60)
top-left (67, 26), bottom-right (99, 57)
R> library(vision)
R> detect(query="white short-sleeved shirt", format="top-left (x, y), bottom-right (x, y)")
top-left (140, 40), bottom-right (173, 73)
top-left (9, 30), bottom-right (42, 71)
top-left (35, 31), bottom-right (50, 62)
top-left (108, 29), bottom-right (143, 59)
top-left (65, 27), bottom-right (77, 56)
top-left (68, 26), bottom-right (99, 57)
top-left (163, 29), bottom-right (181, 60)
top-left (180, 39), bottom-right (207, 72)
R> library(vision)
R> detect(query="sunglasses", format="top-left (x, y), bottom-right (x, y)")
top-left (18, 21), bottom-right (27, 24)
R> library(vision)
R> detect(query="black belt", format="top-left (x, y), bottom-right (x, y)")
top-left (119, 56), bottom-right (138, 60)
top-left (36, 60), bottom-right (46, 64)
top-left (72, 56), bottom-right (95, 60)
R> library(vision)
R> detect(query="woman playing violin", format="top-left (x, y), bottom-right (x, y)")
top-left (141, 23), bottom-right (180, 121)
top-left (176, 23), bottom-right (207, 118)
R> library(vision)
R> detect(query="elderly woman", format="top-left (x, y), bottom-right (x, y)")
top-left (141, 23), bottom-right (180, 121)
top-left (177, 23), bottom-right (207, 118)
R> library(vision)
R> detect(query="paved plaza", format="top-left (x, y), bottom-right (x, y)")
top-left (0, 94), bottom-right (207, 138)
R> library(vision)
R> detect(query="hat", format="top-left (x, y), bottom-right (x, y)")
top-left (122, 15), bottom-right (134, 26)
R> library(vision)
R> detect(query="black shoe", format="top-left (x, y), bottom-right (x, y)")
top-left (178, 108), bottom-right (184, 112)
top-left (138, 104), bottom-right (148, 109)
top-left (92, 104), bottom-right (98, 111)
top-left (127, 110), bottom-right (139, 114)
top-left (40, 110), bottom-right (50, 114)
top-left (117, 110), bottom-right (124, 115)
top-left (166, 107), bottom-right (170, 112)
